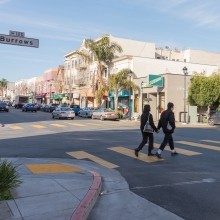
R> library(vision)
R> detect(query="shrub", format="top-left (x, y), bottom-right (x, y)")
top-left (0, 160), bottom-right (22, 200)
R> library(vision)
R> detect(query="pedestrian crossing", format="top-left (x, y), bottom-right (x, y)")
top-left (67, 139), bottom-right (220, 169)
top-left (7, 121), bottom-right (119, 130)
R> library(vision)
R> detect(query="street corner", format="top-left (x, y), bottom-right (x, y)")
top-left (25, 163), bottom-right (82, 174)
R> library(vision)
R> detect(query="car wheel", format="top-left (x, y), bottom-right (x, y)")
top-left (100, 116), bottom-right (104, 121)
top-left (71, 117), bottom-right (74, 120)
top-left (208, 119), bottom-right (214, 126)
top-left (52, 115), bottom-right (55, 119)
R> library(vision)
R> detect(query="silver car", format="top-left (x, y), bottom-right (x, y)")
top-left (52, 107), bottom-right (75, 119)
top-left (79, 107), bottom-right (96, 118)
top-left (92, 108), bottom-right (119, 121)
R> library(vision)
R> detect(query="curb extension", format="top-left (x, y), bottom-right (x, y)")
top-left (70, 171), bottom-right (102, 220)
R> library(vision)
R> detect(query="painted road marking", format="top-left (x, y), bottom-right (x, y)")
top-left (86, 122), bottom-right (104, 126)
top-left (31, 124), bottom-right (46, 129)
top-left (50, 123), bottom-right (67, 127)
top-left (154, 143), bottom-right (202, 156)
top-left (64, 122), bottom-right (86, 127)
top-left (67, 151), bottom-right (119, 169)
top-left (176, 141), bottom-right (220, 151)
top-left (10, 125), bottom-right (24, 130)
top-left (109, 146), bottom-right (163, 163)
top-left (202, 140), bottom-right (220, 144)
top-left (26, 163), bottom-right (81, 174)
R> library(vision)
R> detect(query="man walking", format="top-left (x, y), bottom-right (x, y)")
top-left (155, 102), bottom-right (178, 159)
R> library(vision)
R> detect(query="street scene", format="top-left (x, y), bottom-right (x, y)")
top-left (1, 1), bottom-right (220, 220)
top-left (0, 108), bottom-right (219, 219)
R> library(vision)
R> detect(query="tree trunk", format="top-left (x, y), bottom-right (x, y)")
top-left (114, 90), bottom-right (119, 110)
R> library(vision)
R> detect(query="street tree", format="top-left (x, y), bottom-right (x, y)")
top-left (0, 78), bottom-right (8, 99)
top-left (76, 35), bottom-right (123, 106)
top-left (107, 68), bottom-right (140, 110)
top-left (188, 73), bottom-right (220, 115)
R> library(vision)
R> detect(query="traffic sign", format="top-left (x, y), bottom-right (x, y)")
top-left (148, 74), bottom-right (164, 87)
top-left (0, 30), bottom-right (39, 48)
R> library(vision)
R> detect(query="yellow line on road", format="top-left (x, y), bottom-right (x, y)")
top-left (176, 141), bottom-right (220, 151)
top-left (31, 125), bottom-right (46, 129)
top-left (109, 146), bottom-right (163, 163)
top-left (10, 125), bottom-right (24, 130)
top-left (86, 122), bottom-right (104, 126)
top-left (50, 123), bottom-right (67, 127)
top-left (201, 140), bottom-right (220, 144)
top-left (154, 143), bottom-right (202, 156)
top-left (64, 122), bottom-right (85, 127)
top-left (67, 151), bottom-right (119, 169)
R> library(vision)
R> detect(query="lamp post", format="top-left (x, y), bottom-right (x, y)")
top-left (49, 83), bottom-right (52, 103)
top-left (182, 66), bottom-right (188, 124)
top-left (127, 71), bottom-right (132, 120)
top-left (141, 81), bottom-right (144, 111)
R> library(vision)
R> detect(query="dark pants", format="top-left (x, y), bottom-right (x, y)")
top-left (137, 132), bottom-right (154, 153)
top-left (159, 133), bottom-right (174, 151)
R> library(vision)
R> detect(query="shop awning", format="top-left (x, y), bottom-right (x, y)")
top-left (52, 94), bottom-right (64, 100)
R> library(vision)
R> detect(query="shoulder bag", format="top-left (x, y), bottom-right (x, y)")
top-left (143, 114), bottom-right (153, 133)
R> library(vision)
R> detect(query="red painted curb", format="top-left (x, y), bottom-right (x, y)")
top-left (70, 171), bottom-right (102, 220)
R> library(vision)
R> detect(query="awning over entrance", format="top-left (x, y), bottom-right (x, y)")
top-left (109, 90), bottom-right (130, 98)
top-left (35, 93), bottom-right (46, 99)
top-left (52, 94), bottom-right (64, 100)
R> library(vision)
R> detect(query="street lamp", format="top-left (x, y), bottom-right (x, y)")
top-left (182, 66), bottom-right (188, 124)
top-left (127, 71), bottom-right (132, 120)
top-left (141, 81), bottom-right (144, 111)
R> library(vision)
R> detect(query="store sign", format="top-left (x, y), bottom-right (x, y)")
top-left (148, 74), bottom-right (164, 87)
top-left (0, 30), bottom-right (39, 48)
top-left (141, 82), bottom-right (152, 88)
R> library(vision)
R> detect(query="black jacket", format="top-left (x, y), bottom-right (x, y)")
top-left (157, 109), bottom-right (175, 133)
top-left (140, 112), bottom-right (157, 132)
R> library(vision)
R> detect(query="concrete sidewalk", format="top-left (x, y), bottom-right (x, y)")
top-left (0, 158), bottom-right (183, 220)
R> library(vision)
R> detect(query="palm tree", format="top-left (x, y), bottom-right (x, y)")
top-left (76, 35), bottom-right (123, 106)
top-left (108, 68), bottom-right (140, 110)
top-left (0, 78), bottom-right (8, 100)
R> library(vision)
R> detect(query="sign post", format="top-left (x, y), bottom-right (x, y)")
top-left (0, 30), bottom-right (39, 48)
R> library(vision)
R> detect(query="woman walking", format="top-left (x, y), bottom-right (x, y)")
top-left (134, 104), bottom-right (158, 157)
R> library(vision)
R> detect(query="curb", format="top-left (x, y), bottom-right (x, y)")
top-left (70, 171), bottom-right (102, 220)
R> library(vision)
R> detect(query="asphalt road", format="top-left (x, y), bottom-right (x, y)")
top-left (0, 107), bottom-right (220, 220)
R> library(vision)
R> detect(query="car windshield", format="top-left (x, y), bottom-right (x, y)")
top-left (61, 107), bottom-right (71, 111)
top-left (0, 102), bottom-right (6, 107)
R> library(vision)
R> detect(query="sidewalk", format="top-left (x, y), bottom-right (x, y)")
top-left (0, 158), bottom-right (183, 220)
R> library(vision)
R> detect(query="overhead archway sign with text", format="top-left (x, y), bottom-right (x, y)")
top-left (0, 30), bottom-right (39, 48)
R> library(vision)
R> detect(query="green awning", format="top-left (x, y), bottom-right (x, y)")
top-left (52, 94), bottom-right (64, 100)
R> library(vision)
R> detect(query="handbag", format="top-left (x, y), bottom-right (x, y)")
top-left (143, 114), bottom-right (153, 133)
top-left (167, 121), bottom-right (172, 130)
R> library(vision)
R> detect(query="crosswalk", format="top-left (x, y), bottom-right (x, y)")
top-left (7, 121), bottom-right (120, 130)
top-left (67, 139), bottom-right (220, 169)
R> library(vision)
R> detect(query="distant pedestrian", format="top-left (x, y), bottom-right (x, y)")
top-left (134, 104), bottom-right (158, 157)
top-left (155, 102), bottom-right (178, 159)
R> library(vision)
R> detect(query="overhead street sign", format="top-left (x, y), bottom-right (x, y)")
top-left (0, 30), bottom-right (39, 48)
top-left (148, 74), bottom-right (164, 87)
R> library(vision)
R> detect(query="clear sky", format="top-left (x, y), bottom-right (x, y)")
top-left (1, 0), bottom-right (220, 82)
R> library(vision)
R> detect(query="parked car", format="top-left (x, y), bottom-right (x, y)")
top-left (52, 107), bottom-right (75, 119)
top-left (45, 103), bottom-right (58, 112)
top-left (92, 108), bottom-right (119, 121)
top-left (70, 104), bottom-right (80, 115)
top-left (0, 102), bottom-right (9, 112)
top-left (22, 103), bottom-right (37, 112)
top-left (208, 111), bottom-right (220, 126)
top-left (79, 107), bottom-right (96, 118)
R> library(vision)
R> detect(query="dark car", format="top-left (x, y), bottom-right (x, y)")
top-left (45, 103), bottom-right (58, 112)
top-left (208, 111), bottom-right (220, 126)
top-left (70, 104), bottom-right (80, 115)
top-left (22, 103), bottom-right (37, 112)
top-left (0, 102), bottom-right (9, 112)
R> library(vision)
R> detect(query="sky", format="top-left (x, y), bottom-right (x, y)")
top-left (1, 0), bottom-right (220, 82)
